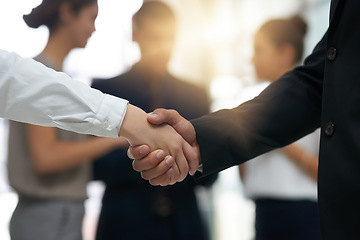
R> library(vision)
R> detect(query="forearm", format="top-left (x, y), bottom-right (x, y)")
top-left (0, 49), bottom-right (127, 137)
top-left (281, 144), bottom-right (318, 181)
top-left (32, 137), bottom-right (125, 175)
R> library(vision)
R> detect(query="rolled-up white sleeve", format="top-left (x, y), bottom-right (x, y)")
top-left (0, 49), bottom-right (128, 138)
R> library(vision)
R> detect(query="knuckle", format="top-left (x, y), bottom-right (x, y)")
top-left (171, 143), bottom-right (182, 153)
top-left (169, 109), bottom-right (178, 115)
top-left (150, 154), bottom-right (160, 164)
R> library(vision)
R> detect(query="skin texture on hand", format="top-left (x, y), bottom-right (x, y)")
top-left (129, 146), bottom-right (176, 185)
top-left (120, 105), bottom-right (199, 185)
top-left (128, 108), bottom-right (201, 186)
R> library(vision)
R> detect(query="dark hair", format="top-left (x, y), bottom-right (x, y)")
top-left (132, 1), bottom-right (176, 29)
top-left (258, 15), bottom-right (308, 63)
top-left (23, 0), bottom-right (97, 32)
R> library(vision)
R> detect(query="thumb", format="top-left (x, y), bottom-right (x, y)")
top-left (147, 112), bottom-right (162, 125)
top-left (147, 108), bottom-right (180, 126)
top-left (148, 108), bottom-right (197, 145)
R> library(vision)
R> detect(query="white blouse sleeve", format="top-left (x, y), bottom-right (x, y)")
top-left (0, 49), bottom-right (128, 138)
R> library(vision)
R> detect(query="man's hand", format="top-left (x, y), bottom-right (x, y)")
top-left (120, 105), bottom-right (198, 185)
top-left (129, 108), bottom-right (201, 186)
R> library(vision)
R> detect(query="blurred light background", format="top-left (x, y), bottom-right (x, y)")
top-left (0, 0), bottom-right (330, 239)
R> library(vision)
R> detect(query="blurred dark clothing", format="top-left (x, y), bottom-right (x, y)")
top-left (91, 64), bottom-right (217, 240)
top-left (254, 199), bottom-right (321, 240)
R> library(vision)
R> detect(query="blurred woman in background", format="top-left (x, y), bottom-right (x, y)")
top-left (7, 1), bottom-right (125, 239)
top-left (239, 15), bottom-right (322, 240)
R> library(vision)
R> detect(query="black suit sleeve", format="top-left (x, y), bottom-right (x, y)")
top-left (193, 31), bottom-right (327, 180)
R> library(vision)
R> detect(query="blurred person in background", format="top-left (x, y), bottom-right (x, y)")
top-left (238, 15), bottom-right (321, 240)
top-left (91, 1), bottom-right (217, 240)
top-left (7, 1), bottom-right (124, 239)
top-left (130, 1), bottom-right (360, 239)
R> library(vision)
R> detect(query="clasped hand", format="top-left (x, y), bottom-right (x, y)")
top-left (127, 108), bottom-right (201, 186)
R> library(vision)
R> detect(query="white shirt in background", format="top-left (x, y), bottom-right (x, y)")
top-left (239, 81), bottom-right (319, 201)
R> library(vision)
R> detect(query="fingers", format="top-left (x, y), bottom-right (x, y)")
top-left (183, 142), bottom-right (200, 176)
top-left (140, 155), bottom-right (181, 186)
top-left (165, 157), bottom-right (181, 185)
top-left (132, 149), bottom-right (167, 172)
top-left (141, 155), bottom-right (175, 185)
top-left (149, 173), bottom-right (172, 186)
top-left (127, 145), bottom-right (150, 160)
top-left (174, 152), bottom-right (190, 182)
top-left (129, 143), bottom-right (185, 186)
top-left (136, 149), bottom-right (185, 185)
top-left (148, 166), bottom-right (178, 186)
top-left (147, 158), bottom-right (185, 186)
top-left (132, 149), bottom-right (191, 186)
top-left (130, 146), bottom-right (179, 186)
top-left (164, 134), bottom-right (190, 183)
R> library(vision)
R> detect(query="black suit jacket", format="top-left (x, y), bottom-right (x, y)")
top-left (92, 65), bottom-right (217, 240)
top-left (193, 1), bottom-right (360, 239)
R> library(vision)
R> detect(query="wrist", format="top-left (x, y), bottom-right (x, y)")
top-left (119, 104), bottom-right (148, 144)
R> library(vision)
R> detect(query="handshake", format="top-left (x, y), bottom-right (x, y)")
top-left (120, 105), bottom-right (201, 186)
